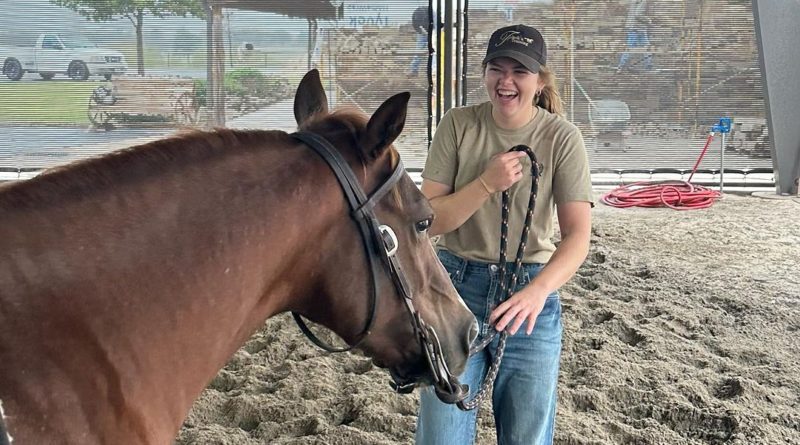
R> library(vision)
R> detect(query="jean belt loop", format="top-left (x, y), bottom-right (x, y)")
top-left (453, 253), bottom-right (468, 283)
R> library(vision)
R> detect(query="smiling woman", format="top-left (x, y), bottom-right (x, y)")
top-left (416, 23), bottom-right (593, 445)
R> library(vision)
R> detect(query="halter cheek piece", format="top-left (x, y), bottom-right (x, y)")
top-left (290, 132), bottom-right (466, 402)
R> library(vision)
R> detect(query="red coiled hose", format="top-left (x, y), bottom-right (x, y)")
top-left (601, 134), bottom-right (722, 210)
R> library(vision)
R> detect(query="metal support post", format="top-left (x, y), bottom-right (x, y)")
top-left (720, 132), bottom-right (725, 193)
top-left (711, 117), bottom-right (732, 194)
top-left (569, 26), bottom-right (574, 122)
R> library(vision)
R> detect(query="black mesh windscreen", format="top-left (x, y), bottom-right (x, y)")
top-left (463, 0), bottom-right (769, 176)
top-left (0, 0), bottom-right (770, 181)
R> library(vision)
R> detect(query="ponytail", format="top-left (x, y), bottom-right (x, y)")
top-left (535, 66), bottom-right (564, 116)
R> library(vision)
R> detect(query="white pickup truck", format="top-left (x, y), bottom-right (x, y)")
top-left (1, 33), bottom-right (127, 81)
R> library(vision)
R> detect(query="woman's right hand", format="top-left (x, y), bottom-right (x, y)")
top-left (479, 151), bottom-right (528, 193)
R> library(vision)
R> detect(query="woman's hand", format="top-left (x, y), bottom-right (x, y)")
top-left (489, 286), bottom-right (548, 335)
top-left (480, 151), bottom-right (528, 193)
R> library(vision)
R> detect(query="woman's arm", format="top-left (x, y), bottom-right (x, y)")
top-left (490, 200), bottom-right (592, 334)
top-left (524, 200), bottom-right (592, 297)
top-left (421, 178), bottom-right (490, 237)
top-left (422, 151), bottom-right (528, 237)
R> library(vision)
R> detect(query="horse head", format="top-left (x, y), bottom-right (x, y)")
top-left (291, 70), bottom-right (477, 402)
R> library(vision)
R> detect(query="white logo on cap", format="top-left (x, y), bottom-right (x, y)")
top-left (496, 30), bottom-right (535, 47)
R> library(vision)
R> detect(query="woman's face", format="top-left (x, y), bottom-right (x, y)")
top-left (483, 57), bottom-right (544, 128)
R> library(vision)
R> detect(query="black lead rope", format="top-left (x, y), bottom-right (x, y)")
top-left (457, 144), bottom-right (541, 411)
top-left (0, 408), bottom-right (10, 445)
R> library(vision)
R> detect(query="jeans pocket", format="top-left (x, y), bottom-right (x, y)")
top-left (539, 291), bottom-right (562, 317)
top-left (437, 251), bottom-right (464, 284)
top-left (515, 264), bottom-right (546, 289)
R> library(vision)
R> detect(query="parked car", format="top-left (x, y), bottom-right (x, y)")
top-left (1, 33), bottom-right (127, 81)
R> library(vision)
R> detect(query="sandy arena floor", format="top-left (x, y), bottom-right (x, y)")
top-left (177, 192), bottom-right (800, 445)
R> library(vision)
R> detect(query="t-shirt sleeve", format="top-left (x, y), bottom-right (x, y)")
top-left (552, 127), bottom-right (594, 206)
top-left (421, 109), bottom-right (459, 187)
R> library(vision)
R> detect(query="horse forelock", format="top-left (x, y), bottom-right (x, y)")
top-left (389, 150), bottom-right (404, 211)
top-left (300, 108), bottom-right (404, 210)
top-left (299, 107), bottom-right (367, 158)
top-left (0, 128), bottom-right (285, 210)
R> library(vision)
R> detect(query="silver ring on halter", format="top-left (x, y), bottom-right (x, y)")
top-left (378, 224), bottom-right (398, 257)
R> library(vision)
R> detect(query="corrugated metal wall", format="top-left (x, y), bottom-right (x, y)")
top-left (0, 0), bottom-right (770, 184)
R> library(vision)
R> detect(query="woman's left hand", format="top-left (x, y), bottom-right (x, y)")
top-left (489, 287), bottom-right (548, 335)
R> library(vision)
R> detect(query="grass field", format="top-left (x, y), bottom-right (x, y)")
top-left (0, 81), bottom-right (100, 125)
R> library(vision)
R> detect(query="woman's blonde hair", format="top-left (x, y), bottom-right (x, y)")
top-left (535, 65), bottom-right (564, 116)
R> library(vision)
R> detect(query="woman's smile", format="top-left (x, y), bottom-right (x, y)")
top-left (484, 57), bottom-right (542, 129)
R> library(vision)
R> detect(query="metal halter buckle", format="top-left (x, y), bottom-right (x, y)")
top-left (378, 224), bottom-right (398, 257)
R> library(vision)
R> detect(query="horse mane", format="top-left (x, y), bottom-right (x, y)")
top-left (2, 108), bottom-right (402, 211)
top-left (0, 128), bottom-right (282, 210)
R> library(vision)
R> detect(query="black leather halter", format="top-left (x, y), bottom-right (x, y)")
top-left (290, 130), bottom-right (408, 351)
top-left (290, 131), bottom-right (467, 403)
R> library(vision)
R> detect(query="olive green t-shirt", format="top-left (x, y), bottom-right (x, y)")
top-left (422, 102), bottom-right (593, 264)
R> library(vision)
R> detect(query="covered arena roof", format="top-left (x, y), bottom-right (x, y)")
top-left (207, 0), bottom-right (339, 20)
top-left (204, 0), bottom-right (341, 126)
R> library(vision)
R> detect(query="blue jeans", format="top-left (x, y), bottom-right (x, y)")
top-left (617, 29), bottom-right (653, 70)
top-left (408, 32), bottom-right (427, 75)
top-left (416, 250), bottom-right (563, 445)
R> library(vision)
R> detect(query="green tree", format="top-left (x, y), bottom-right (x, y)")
top-left (49, 0), bottom-right (205, 76)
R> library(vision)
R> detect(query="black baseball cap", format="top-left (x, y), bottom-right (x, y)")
top-left (483, 24), bottom-right (547, 73)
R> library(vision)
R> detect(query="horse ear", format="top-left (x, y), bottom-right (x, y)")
top-left (294, 69), bottom-right (329, 126)
top-left (360, 92), bottom-right (410, 160)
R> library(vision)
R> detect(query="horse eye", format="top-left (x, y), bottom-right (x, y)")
top-left (415, 218), bottom-right (432, 233)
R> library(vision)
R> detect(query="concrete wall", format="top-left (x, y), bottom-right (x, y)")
top-left (753, 0), bottom-right (800, 195)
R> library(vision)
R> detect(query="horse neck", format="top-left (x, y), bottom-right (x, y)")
top-left (0, 138), bottom-right (351, 442)
top-left (115, 143), bottom-right (350, 424)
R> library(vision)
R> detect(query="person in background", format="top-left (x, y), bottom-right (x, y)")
top-left (415, 24), bottom-right (593, 445)
top-left (617, 0), bottom-right (653, 72)
top-left (502, 0), bottom-right (520, 22)
top-left (407, 5), bottom-right (429, 77)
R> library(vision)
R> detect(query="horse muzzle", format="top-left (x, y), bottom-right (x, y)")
top-left (433, 375), bottom-right (469, 404)
top-left (422, 325), bottom-right (469, 404)
top-left (387, 322), bottom-right (470, 403)
top-left (387, 368), bottom-right (468, 403)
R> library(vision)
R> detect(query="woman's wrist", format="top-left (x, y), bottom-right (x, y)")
top-left (522, 279), bottom-right (551, 298)
top-left (477, 175), bottom-right (493, 195)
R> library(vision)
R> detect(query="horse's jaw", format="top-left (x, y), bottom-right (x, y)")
top-left (385, 367), bottom-right (469, 404)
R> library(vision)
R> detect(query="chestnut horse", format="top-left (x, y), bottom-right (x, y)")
top-left (0, 70), bottom-right (477, 444)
